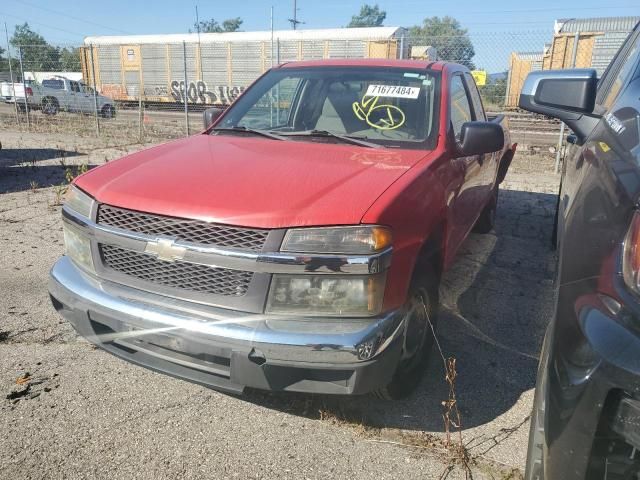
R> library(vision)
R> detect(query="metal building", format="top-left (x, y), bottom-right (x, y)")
top-left (505, 51), bottom-right (544, 107)
top-left (553, 17), bottom-right (640, 73)
top-left (81, 27), bottom-right (407, 105)
top-left (505, 16), bottom-right (639, 107)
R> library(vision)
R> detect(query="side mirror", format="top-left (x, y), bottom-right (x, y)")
top-left (519, 69), bottom-right (599, 143)
top-left (458, 121), bottom-right (504, 156)
top-left (203, 107), bottom-right (225, 129)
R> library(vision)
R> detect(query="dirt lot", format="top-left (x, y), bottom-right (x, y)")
top-left (0, 129), bottom-right (558, 479)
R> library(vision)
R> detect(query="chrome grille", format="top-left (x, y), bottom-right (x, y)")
top-left (97, 204), bottom-right (269, 251)
top-left (100, 244), bottom-right (253, 296)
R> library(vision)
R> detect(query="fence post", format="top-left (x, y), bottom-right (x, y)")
top-left (4, 23), bottom-right (20, 127)
top-left (89, 44), bottom-right (101, 137)
top-left (554, 30), bottom-right (580, 174)
top-left (17, 46), bottom-right (31, 129)
top-left (183, 41), bottom-right (190, 136)
top-left (138, 95), bottom-right (144, 142)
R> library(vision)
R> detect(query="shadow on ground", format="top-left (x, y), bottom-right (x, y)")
top-left (0, 148), bottom-right (91, 193)
top-left (244, 188), bottom-right (558, 432)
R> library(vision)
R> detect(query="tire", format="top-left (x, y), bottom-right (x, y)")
top-left (373, 268), bottom-right (439, 400)
top-left (101, 105), bottom-right (115, 119)
top-left (473, 186), bottom-right (499, 234)
top-left (42, 98), bottom-right (59, 115)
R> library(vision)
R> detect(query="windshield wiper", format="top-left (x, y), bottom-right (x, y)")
top-left (279, 130), bottom-right (382, 149)
top-left (212, 126), bottom-right (288, 141)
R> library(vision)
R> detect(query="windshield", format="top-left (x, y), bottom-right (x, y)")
top-left (214, 67), bottom-right (440, 149)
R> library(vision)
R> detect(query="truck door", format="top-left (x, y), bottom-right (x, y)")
top-left (464, 72), bottom-right (496, 202)
top-left (67, 80), bottom-right (83, 112)
top-left (448, 73), bottom-right (484, 251)
top-left (79, 83), bottom-right (96, 114)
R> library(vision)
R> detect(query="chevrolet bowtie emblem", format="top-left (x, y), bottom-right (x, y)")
top-left (144, 238), bottom-right (187, 262)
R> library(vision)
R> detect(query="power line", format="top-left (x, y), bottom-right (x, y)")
top-left (3, 12), bottom-right (87, 40)
top-left (17, 0), bottom-right (133, 34)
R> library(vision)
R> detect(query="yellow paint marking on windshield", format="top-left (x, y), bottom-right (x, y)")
top-left (352, 95), bottom-right (406, 131)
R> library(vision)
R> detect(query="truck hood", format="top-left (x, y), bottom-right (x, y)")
top-left (76, 134), bottom-right (430, 228)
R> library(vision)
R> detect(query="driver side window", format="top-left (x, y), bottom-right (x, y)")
top-left (450, 75), bottom-right (473, 140)
top-left (235, 77), bottom-right (302, 130)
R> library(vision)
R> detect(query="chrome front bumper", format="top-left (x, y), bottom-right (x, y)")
top-left (49, 257), bottom-right (405, 395)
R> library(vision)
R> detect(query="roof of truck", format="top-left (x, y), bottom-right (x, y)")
top-left (278, 58), bottom-right (448, 70)
top-left (84, 27), bottom-right (405, 45)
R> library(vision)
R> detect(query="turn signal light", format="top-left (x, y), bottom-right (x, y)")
top-left (623, 211), bottom-right (640, 294)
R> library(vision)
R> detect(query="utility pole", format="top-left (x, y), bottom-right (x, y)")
top-left (288, 0), bottom-right (303, 30)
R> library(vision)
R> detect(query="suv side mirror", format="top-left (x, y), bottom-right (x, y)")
top-left (203, 107), bottom-right (225, 129)
top-left (519, 69), bottom-right (599, 143)
top-left (458, 121), bottom-right (504, 156)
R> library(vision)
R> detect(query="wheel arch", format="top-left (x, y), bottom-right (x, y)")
top-left (411, 220), bottom-right (446, 285)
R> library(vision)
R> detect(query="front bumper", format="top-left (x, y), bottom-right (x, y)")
top-left (531, 286), bottom-right (640, 479)
top-left (49, 256), bottom-right (405, 395)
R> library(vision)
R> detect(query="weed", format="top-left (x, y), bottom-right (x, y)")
top-left (51, 183), bottom-right (68, 206)
top-left (422, 299), bottom-right (473, 479)
top-left (29, 181), bottom-right (39, 193)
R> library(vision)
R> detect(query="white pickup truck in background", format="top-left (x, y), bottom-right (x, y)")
top-left (1, 80), bottom-right (35, 103)
top-left (1, 76), bottom-right (116, 118)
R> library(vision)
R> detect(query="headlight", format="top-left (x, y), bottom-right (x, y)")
top-left (281, 226), bottom-right (392, 254)
top-left (63, 224), bottom-right (95, 273)
top-left (64, 185), bottom-right (93, 218)
top-left (623, 211), bottom-right (640, 294)
top-left (266, 273), bottom-right (386, 316)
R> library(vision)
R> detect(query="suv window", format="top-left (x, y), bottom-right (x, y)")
top-left (450, 75), bottom-right (473, 139)
top-left (596, 27), bottom-right (640, 109)
top-left (70, 81), bottom-right (80, 93)
top-left (464, 72), bottom-right (486, 121)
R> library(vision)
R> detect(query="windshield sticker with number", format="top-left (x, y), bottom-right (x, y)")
top-left (365, 84), bottom-right (421, 99)
top-left (352, 95), bottom-right (406, 130)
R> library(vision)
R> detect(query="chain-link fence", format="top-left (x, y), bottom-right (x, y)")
top-left (0, 26), bottom-right (634, 150)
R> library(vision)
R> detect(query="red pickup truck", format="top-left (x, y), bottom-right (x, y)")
top-left (49, 59), bottom-right (515, 399)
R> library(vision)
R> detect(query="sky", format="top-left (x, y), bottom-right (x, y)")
top-left (2, 0), bottom-right (639, 72)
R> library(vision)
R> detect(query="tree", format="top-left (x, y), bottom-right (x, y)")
top-left (60, 47), bottom-right (82, 71)
top-left (192, 17), bottom-right (243, 33)
top-left (222, 18), bottom-right (243, 32)
top-left (479, 77), bottom-right (507, 108)
top-left (10, 23), bottom-right (60, 71)
top-left (409, 16), bottom-right (475, 69)
top-left (347, 4), bottom-right (386, 27)
top-left (0, 45), bottom-right (20, 75)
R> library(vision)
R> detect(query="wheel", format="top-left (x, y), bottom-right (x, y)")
top-left (473, 186), bottom-right (499, 234)
top-left (373, 269), bottom-right (439, 400)
top-left (101, 105), bottom-right (115, 119)
top-left (42, 98), bottom-right (59, 115)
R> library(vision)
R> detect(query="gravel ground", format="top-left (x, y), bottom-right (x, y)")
top-left (0, 130), bottom-right (559, 479)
